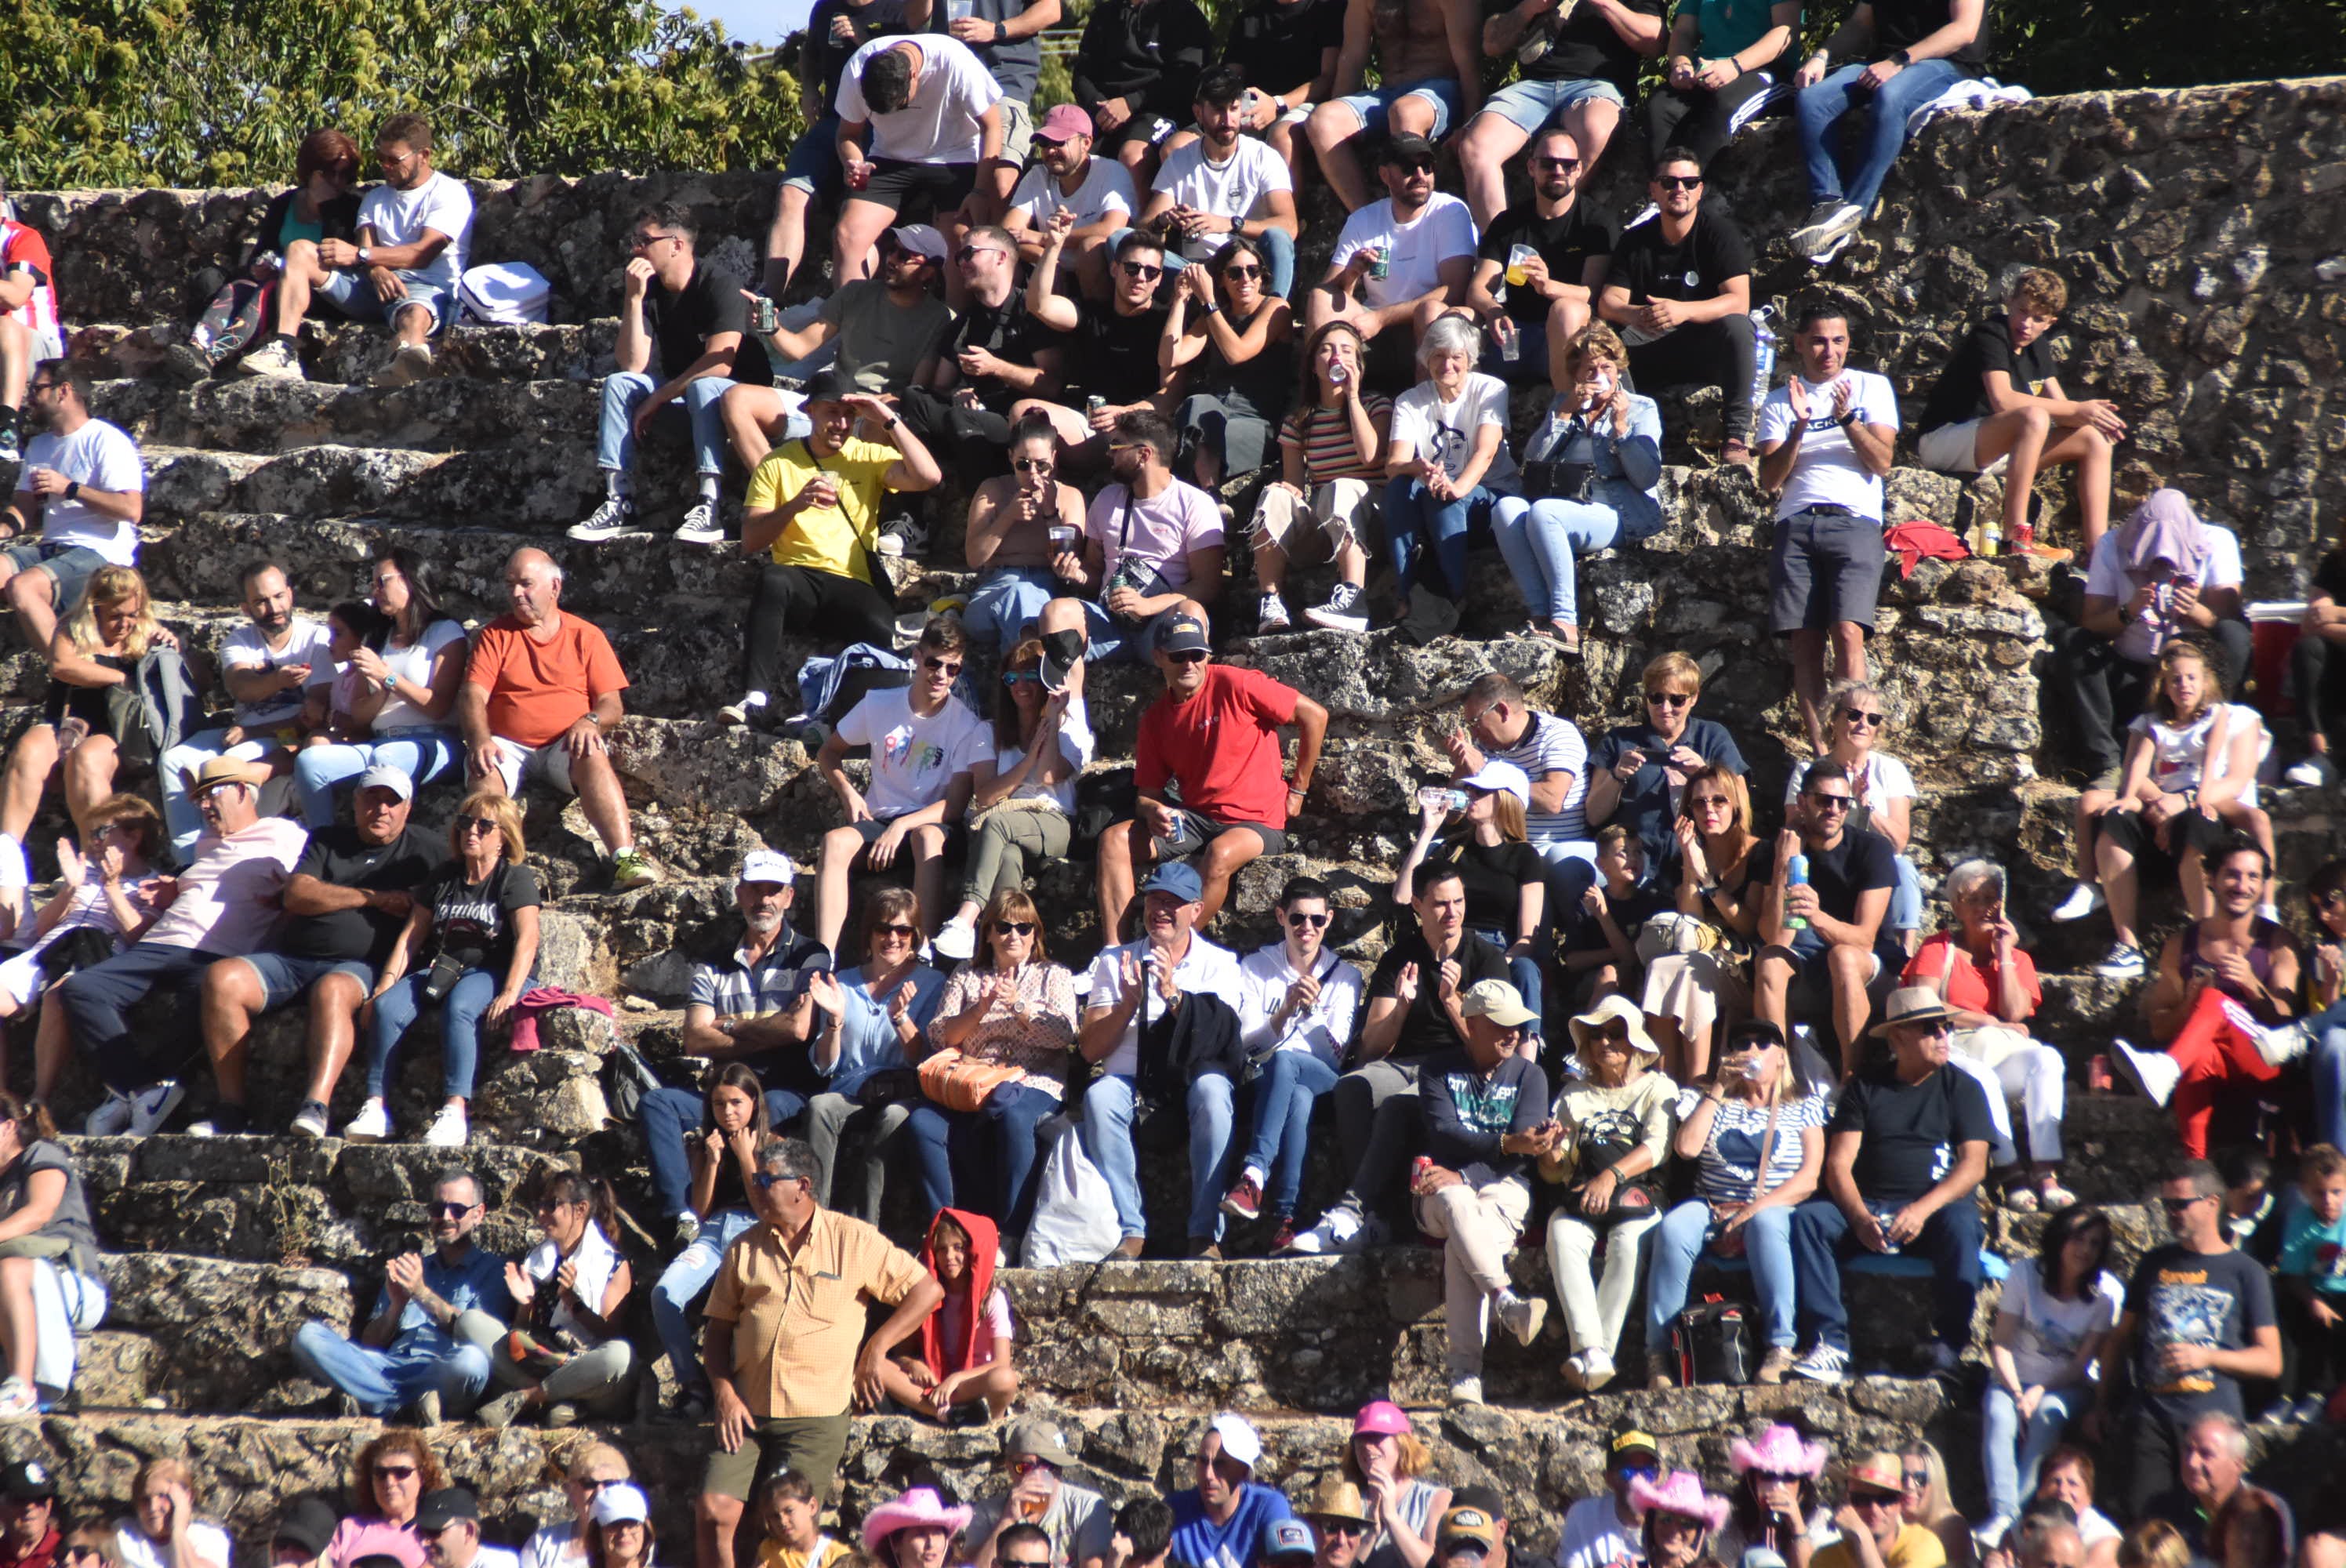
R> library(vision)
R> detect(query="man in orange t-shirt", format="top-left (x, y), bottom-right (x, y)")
top-left (460, 546), bottom-right (660, 891)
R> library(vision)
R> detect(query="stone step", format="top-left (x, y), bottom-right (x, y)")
top-left (77, 319), bottom-right (619, 389)
top-left (77, 1253), bottom-right (344, 1412)
top-left (93, 375), bottom-right (601, 459)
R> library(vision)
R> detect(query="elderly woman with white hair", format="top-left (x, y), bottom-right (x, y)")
top-left (1903, 859), bottom-right (2075, 1211)
top-left (1537, 996), bottom-right (1676, 1392)
top-left (1382, 314), bottom-right (1520, 629)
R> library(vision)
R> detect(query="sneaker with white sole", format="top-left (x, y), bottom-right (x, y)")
top-left (0, 1377), bottom-right (37, 1419)
top-left (423, 1103), bottom-right (470, 1148)
top-left (567, 496), bottom-right (642, 542)
top-left (1789, 1341), bottom-right (1849, 1383)
top-left (611, 848), bottom-right (661, 891)
top-left (2285, 756), bottom-right (2334, 789)
top-left (1578, 1345), bottom-right (1614, 1390)
top-left (2094, 941), bottom-right (2146, 978)
top-left (1305, 582), bottom-right (1370, 632)
top-left (85, 1090), bottom-right (134, 1138)
top-left (2049, 880), bottom-right (2105, 922)
top-left (235, 337), bottom-right (305, 379)
top-left (373, 343), bottom-right (434, 388)
top-left (932, 916), bottom-right (978, 962)
top-left (342, 1098), bottom-right (392, 1142)
top-left (2111, 1038), bottom-right (2181, 1108)
top-left (125, 1080), bottom-right (187, 1138)
top-left (1445, 1374), bottom-right (1484, 1406)
top-left (1284, 1203), bottom-right (1376, 1255)
top-left (1807, 229), bottom-right (1858, 267)
top-left (290, 1100), bottom-right (332, 1139)
top-left (1256, 591), bottom-right (1291, 633)
top-left (1790, 201), bottom-right (1864, 256)
top-left (674, 501), bottom-right (726, 546)
top-left (1495, 1293), bottom-right (1548, 1348)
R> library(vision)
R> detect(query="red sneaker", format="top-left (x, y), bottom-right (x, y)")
top-left (1268, 1217), bottom-right (1298, 1254)
top-left (1220, 1173), bottom-right (1265, 1221)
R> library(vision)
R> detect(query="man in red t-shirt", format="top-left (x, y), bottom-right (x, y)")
top-left (459, 546), bottom-right (661, 891)
top-left (1097, 612), bottom-right (1327, 937)
top-left (0, 195), bottom-right (63, 463)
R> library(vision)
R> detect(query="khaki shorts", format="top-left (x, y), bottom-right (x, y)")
top-left (997, 98), bottom-right (1035, 165)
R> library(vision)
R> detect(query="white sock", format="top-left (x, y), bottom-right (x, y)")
top-left (697, 474), bottom-right (721, 503)
top-left (1493, 1287), bottom-right (1525, 1311)
top-left (1243, 1164), bottom-right (1266, 1188)
top-left (606, 469), bottom-right (633, 501)
top-left (742, 690), bottom-right (768, 709)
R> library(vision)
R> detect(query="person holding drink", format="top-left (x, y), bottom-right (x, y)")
top-left (1464, 129), bottom-right (1618, 388)
top-left (1248, 322), bottom-right (1391, 634)
top-left (1338, 1402), bottom-right (1451, 1568)
top-left (963, 420), bottom-right (1090, 661)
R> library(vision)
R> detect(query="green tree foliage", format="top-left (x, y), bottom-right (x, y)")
top-left (0, 0), bottom-right (808, 188)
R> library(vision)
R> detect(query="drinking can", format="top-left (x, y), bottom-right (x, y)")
top-left (1749, 303), bottom-right (1778, 417)
top-left (1367, 245), bottom-right (1390, 281)
top-left (1786, 853), bottom-right (1810, 931)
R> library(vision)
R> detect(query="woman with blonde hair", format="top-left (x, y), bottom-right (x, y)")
top-left (522, 1444), bottom-right (633, 1568)
top-left (1395, 760), bottom-right (1546, 1039)
top-left (352, 789), bottom-right (540, 1147)
top-left (1640, 763), bottom-right (1764, 1082)
top-left (111, 1457), bottom-right (231, 1568)
top-left (1898, 1443), bottom-right (1971, 1568)
top-left (1342, 1401), bottom-right (1450, 1568)
top-left (0, 564), bottom-right (174, 845)
top-left (1786, 678), bottom-right (1921, 953)
top-left (1586, 652), bottom-right (1751, 871)
top-left (2115, 1523), bottom-right (2188, 1568)
top-left (1491, 325), bottom-right (1665, 653)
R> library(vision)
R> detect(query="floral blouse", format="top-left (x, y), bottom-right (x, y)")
top-left (928, 961), bottom-right (1081, 1098)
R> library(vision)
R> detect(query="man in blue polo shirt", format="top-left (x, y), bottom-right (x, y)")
top-left (1169, 1414), bottom-right (1294, 1568)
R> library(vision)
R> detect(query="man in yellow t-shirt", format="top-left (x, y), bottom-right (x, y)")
top-left (728, 368), bottom-right (943, 728)
top-left (1811, 1453), bottom-right (1947, 1568)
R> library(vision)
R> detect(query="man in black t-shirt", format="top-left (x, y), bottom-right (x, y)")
top-left (2094, 1159), bottom-right (2282, 1517)
top-left (1753, 760), bottom-right (1896, 1076)
top-left (1019, 226), bottom-right (1179, 468)
top-left (1914, 267), bottom-right (2127, 557)
top-left (1786, 985), bottom-right (1992, 1384)
top-left (901, 225), bottom-right (1067, 477)
top-left (1464, 129), bottom-right (1617, 387)
top-left (1216, 0), bottom-right (1344, 183)
top-left (1283, 867), bottom-right (1509, 1257)
top-left (1785, 0), bottom-right (1988, 264)
top-left (1596, 149), bottom-right (1757, 459)
top-left (1456, 0), bottom-right (1666, 227)
top-left (572, 202), bottom-right (772, 548)
top-left (193, 764), bottom-right (445, 1138)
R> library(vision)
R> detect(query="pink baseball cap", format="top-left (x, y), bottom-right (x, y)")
top-left (1353, 1400), bottom-right (1411, 1437)
top-left (1037, 103), bottom-right (1095, 142)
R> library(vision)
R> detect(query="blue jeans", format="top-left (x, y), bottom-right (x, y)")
top-left (1473, 75), bottom-right (1625, 136)
top-left (1186, 1073), bottom-right (1241, 1242)
top-left (1330, 75), bottom-right (1467, 140)
top-left (1795, 59), bottom-right (1967, 213)
top-left (1242, 1051), bottom-right (1338, 1216)
top-left (1491, 486), bottom-right (1663, 625)
top-left (2307, 998), bottom-right (2346, 1149)
top-left (906, 1083), bottom-right (1059, 1234)
top-left (1079, 1074), bottom-right (1149, 1240)
top-left (1790, 1193), bottom-right (1982, 1352)
top-left (293, 729), bottom-right (462, 827)
top-left (56, 942), bottom-right (221, 1094)
top-left (1982, 1381), bottom-right (2086, 1522)
top-left (596, 370), bottom-right (736, 477)
top-left (1106, 226), bottom-right (1298, 301)
top-left (1890, 852), bottom-right (1923, 935)
top-left (964, 566), bottom-right (1060, 656)
top-left (1384, 477), bottom-right (1498, 599)
top-left (1644, 1198), bottom-right (1799, 1350)
top-left (290, 1322), bottom-right (491, 1417)
top-left (637, 1085), bottom-right (808, 1219)
top-left (1471, 926), bottom-right (1543, 1040)
top-left (650, 1207), bottom-right (758, 1395)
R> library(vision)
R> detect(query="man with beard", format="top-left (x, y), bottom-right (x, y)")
top-left (1042, 409), bottom-right (1224, 669)
top-left (1464, 131), bottom-right (1617, 387)
top-left (0, 358), bottom-right (145, 652)
top-left (159, 559), bottom-right (335, 859)
top-left (1309, 136), bottom-right (1475, 381)
top-left (1017, 223), bottom-right (1180, 462)
top-left (1003, 106), bottom-right (1138, 267)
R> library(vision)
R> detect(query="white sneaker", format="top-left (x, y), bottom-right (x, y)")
top-left (2094, 941), bottom-right (2146, 978)
top-left (717, 695), bottom-right (765, 727)
top-left (1287, 1204), bottom-right (1364, 1256)
top-left (1446, 1374), bottom-right (1484, 1406)
top-left (1256, 591), bottom-right (1291, 633)
top-left (290, 1100), bottom-right (332, 1139)
top-left (568, 496), bottom-right (641, 542)
top-left (342, 1098), bottom-right (391, 1142)
top-left (423, 1103), bottom-right (469, 1148)
top-left (932, 916), bottom-right (978, 962)
top-left (235, 337), bottom-right (304, 379)
top-left (2285, 756), bottom-right (2334, 788)
top-left (84, 1090), bottom-right (134, 1138)
top-left (1577, 1345), bottom-right (1614, 1390)
top-left (374, 343), bottom-right (434, 388)
top-left (1789, 1341), bottom-right (1849, 1384)
top-left (125, 1080), bottom-right (186, 1138)
top-left (0, 1377), bottom-right (38, 1419)
top-left (674, 501), bottom-right (726, 546)
top-left (1495, 1293), bottom-right (1548, 1348)
top-left (2050, 880), bottom-right (2105, 922)
top-left (2112, 1038), bottom-right (2181, 1108)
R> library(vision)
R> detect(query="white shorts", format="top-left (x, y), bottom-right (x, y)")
top-left (1916, 417), bottom-right (2010, 477)
top-left (489, 736), bottom-right (579, 798)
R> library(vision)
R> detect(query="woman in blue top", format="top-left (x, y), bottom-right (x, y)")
top-left (806, 887), bottom-right (949, 1222)
top-left (1643, 0), bottom-right (1803, 163)
top-left (1492, 325), bottom-right (1662, 655)
top-left (1585, 650), bottom-right (1751, 870)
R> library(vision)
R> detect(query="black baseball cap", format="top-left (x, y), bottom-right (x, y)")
top-left (416, 1489), bottom-right (481, 1534)
top-left (1380, 135), bottom-right (1438, 167)
top-left (274, 1497), bottom-right (339, 1559)
top-left (0, 1461), bottom-right (53, 1503)
top-left (803, 369), bottom-right (856, 405)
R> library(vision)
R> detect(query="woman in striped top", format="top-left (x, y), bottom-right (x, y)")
top-left (1250, 321), bottom-right (1391, 634)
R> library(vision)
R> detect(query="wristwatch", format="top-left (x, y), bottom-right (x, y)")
top-left (358, 245), bottom-right (373, 266)
top-left (1889, 47), bottom-right (1913, 65)
top-left (63, 481), bottom-right (80, 502)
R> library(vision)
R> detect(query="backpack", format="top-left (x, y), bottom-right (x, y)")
top-left (1670, 1294), bottom-right (1754, 1386)
top-left (603, 1038), bottom-right (668, 1123)
top-left (191, 278), bottom-right (274, 366)
top-left (457, 262), bottom-right (554, 325)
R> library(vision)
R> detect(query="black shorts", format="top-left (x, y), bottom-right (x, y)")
top-left (857, 159), bottom-right (980, 216)
top-left (850, 817), bottom-right (969, 865)
top-left (1154, 811), bottom-right (1287, 859)
top-left (1769, 506), bottom-right (1887, 634)
top-left (2094, 804), bottom-right (2229, 878)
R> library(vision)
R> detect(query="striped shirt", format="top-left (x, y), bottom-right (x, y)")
top-left (1690, 1091), bottom-right (1830, 1203)
top-left (1280, 395), bottom-right (1392, 483)
top-left (1487, 710), bottom-right (1589, 843)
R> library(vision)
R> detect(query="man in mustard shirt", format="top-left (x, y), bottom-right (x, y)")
top-left (695, 1135), bottom-right (942, 1568)
top-left (726, 368), bottom-right (943, 728)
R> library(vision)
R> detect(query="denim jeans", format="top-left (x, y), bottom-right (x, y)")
top-left (1795, 58), bottom-right (1968, 212)
top-left (56, 942), bottom-right (221, 1094)
top-left (365, 967), bottom-right (507, 1101)
top-left (290, 1322), bottom-right (492, 1417)
top-left (1890, 852), bottom-right (1923, 934)
top-left (637, 1084), bottom-right (808, 1220)
top-left (964, 566), bottom-right (1061, 656)
top-left (1078, 1074), bottom-right (1149, 1240)
top-left (1384, 477), bottom-right (1498, 599)
top-left (1242, 1051), bottom-right (1339, 1216)
top-left (906, 1083), bottom-right (1059, 1235)
top-left (1643, 1198), bottom-right (1799, 1350)
top-left (1106, 227), bottom-right (1298, 301)
top-left (1982, 1381), bottom-right (2085, 1522)
top-left (1186, 1073), bottom-right (1242, 1242)
top-left (1491, 485), bottom-right (1662, 625)
top-left (1471, 926), bottom-right (1544, 1040)
top-left (2313, 1002), bottom-right (2346, 1150)
top-left (596, 370), bottom-right (737, 476)
top-left (650, 1207), bottom-right (758, 1395)
top-left (1791, 1193), bottom-right (1982, 1353)
top-left (293, 728), bottom-right (462, 826)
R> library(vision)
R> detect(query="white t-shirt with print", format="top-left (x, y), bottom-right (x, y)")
top-left (834, 687), bottom-right (991, 821)
top-left (1996, 1262), bottom-right (2123, 1388)
top-left (22, 419), bottom-right (145, 564)
top-left (1391, 372), bottom-right (1520, 492)
top-left (1011, 158), bottom-right (1138, 231)
top-left (834, 35), bottom-right (1003, 165)
top-left (1331, 193), bottom-right (1478, 309)
top-left (1756, 368), bottom-right (1901, 522)
top-left (357, 171), bottom-right (475, 286)
top-left (2082, 524), bottom-right (2246, 662)
top-left (1151, 139), bottom-right (1293, 262)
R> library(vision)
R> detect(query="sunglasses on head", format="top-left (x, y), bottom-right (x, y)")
top-left (1286, 911), bottom-right (1330, 929)
top-left (1120, 261), bottom-right (1163, 279)
top-left (1655, 174), bottom-right (1703, 191)
top-left (994, 920), bottom-right (1037, 936)
top-left (1842, 708), bottom-right (1884, 728)
top-left (1646, 691), bottom-right (1692, 707)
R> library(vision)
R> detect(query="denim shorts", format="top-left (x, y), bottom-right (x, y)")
top-left (782, 114), bottom-right (846, 198)
top-left (1330, 76), bottom-right (1465, 140)
top-left (242, 952), bottom-right (378, 1011)
top-left (1476, 75), bottom-right (1627, 134)
top-left (317, 267), bottom-right (456, 335)
top-left (1, 542), bottom-right (107, 616)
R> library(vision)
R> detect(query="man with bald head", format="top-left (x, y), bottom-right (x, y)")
top-left (459, 549), bottom-right (659, 890)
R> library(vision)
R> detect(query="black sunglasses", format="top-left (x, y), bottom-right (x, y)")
top-left (993, 920), bottom-right (1037, 936)
top-left (1808, 794), bottom-right (1854, 812)
top-left (923, 656), bottom-right (964, 673)
top-left (1842, 709), bottom-right (1884, 728)
top-left (957, 244), bottom-right (1007, 263)
top-left (428, 1201), bottom-right (477, 1219)
top-left (2160, 1194), bottom-right (2211, 1214)
top-left (1120, 262), bottom-right (1163, 279)
top-left (1286, 911), bottom-right (1330, 929)
top-left (1533, 155), bottom-right (1581, 170)
top-left (877, 923), bottom-right (920, 938)
top-left (1012, 457), bottom-right (1054, 472)
top-left (456, 814), bottom-right (497, 835)
top-left (1645, 691), bottom-right (1692, 707)
top-left (1222, 265), bottom-right (1263, 281)
top-left (1167, 650), bottom-right (1208, 664)
top-left (1392, 159), bottom-right (1436, 174)
top-left (1655, 174), bottom-right (1703, 191)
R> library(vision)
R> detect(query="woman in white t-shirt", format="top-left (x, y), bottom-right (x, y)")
top-left (293, 549), bottom-right (470, 825)
top-left (1383, 314), bottom-right (1519, 617)
top-left (1979, 1207), bottom-right (2120, 1537)
top-left (1784, 679), bottom-right (1921, 949)
top-left (111, 1458), bottom-right (233, 1568)
top-left (933, 637), bottom-right (1095, 960)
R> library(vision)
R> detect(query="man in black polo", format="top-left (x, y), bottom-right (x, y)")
top-left (1596, 147), bottom-right (1755, 463)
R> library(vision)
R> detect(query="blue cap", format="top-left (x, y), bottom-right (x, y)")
top-left (1142, 861), bottom-right (1204, 903)
top-left (1263, 1521), bottom-right (1316, 1561)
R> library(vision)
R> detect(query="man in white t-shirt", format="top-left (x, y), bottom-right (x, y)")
top-left (1126, 67), bottom-right (1302, 299)
top-left (1043, 409), bottom-right (1223, 666)
top-left (832, 34), bottom-right (1004, 292)
top-left (1003, 105), bottom-right (1137, 267)
top-left (1309, 136), bottom-right (1476, 372)
top-left (0, 359), bottom-right (144, 650)
top-left (243, 113), bottom-right (475, 388)
top-left (1756, 303), bottom-right (1899, 753)
top-left (158, 559), bottom-right (335, 858)
top-left (811, 616), bottom-right (991, 955)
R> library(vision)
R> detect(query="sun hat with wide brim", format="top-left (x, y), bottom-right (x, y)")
top-left (1866, 985), bottom-right (1962, 1040)
top-left (1567, 994), bottom-right (1662, 1067)
top-left (860, 1489), bottom-right (974, 1552)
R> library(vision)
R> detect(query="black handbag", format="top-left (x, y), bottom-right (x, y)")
top-left (1564, 1116), bottom-right (1663, 1224)
top-left (1670, 1294), bottom-right (1754, 1386)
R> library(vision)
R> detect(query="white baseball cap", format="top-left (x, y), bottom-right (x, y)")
top-left (739, 849), bottom-right (796, 887)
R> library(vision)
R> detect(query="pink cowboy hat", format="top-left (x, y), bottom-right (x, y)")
top-left (1729, 1425), bottom-right (1830, 1479)
top-left (1629, 1472), bottom-right (1730, 1534)
top-left (862, 1489), bottom-right (974, 1552)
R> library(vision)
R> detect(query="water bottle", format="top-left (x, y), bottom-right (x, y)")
top-left (1786, 853), bottom-right (1810, 931)
top-left (1749, 305), bottom-right (1778, 417)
